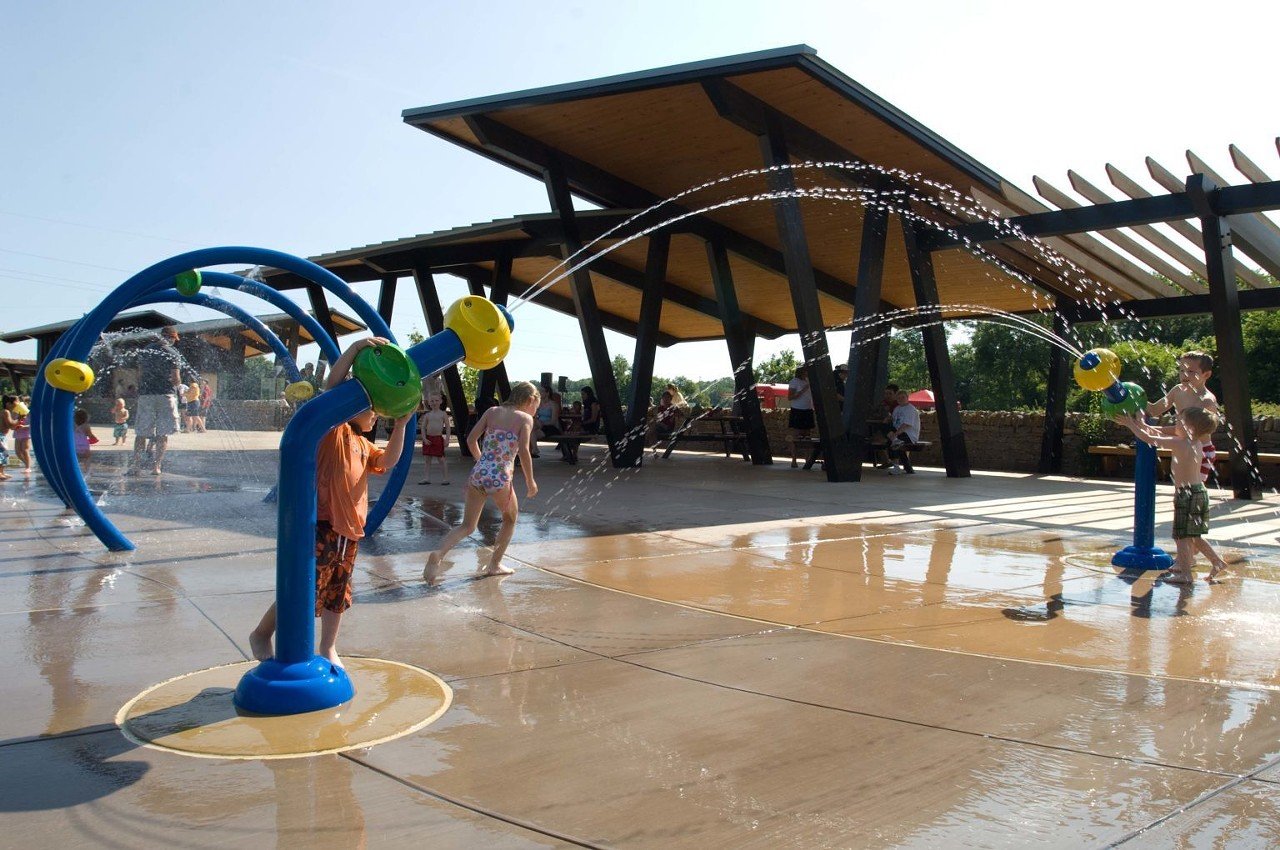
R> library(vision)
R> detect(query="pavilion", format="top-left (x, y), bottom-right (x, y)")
top-left (255, 46), bottom-right (1278, 497)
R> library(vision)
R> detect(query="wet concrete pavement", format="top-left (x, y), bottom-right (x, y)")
top-left (2, 432), bottom-right (1280, 847)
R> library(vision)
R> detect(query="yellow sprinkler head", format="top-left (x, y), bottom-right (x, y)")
top-left (45, 358), bottom-right (95, 394)
top-left (443, 296), bottom-right (512, 370)
top-left (1073, 348), bottom-right (1121, 392)
top-left (283, 380), bottom-right (316, 404)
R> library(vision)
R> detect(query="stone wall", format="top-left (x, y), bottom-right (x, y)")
top-left (670, 407), bottom-right (1280, 484)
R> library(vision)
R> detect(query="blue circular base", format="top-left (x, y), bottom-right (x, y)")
top-left (1111, 545), bottom-right (1174, 571)
top-left (233, 655), bottom-right (355, 716)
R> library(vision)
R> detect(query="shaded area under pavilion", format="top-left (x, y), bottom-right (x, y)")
top-left (271, 45), bottom-right (1280, 497)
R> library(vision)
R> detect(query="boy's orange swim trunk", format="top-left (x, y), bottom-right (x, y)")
top-left (315, 521), bottom-right (359, 615)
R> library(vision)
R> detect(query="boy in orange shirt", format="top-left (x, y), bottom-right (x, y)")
top-left (250, 337), bottom-right (414, 667)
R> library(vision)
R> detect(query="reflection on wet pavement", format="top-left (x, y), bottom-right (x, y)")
top-left (5, 448), bottom-right (1280, 846)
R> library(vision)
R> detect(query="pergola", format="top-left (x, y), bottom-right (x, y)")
top-left (267, 46), bottom-right (1279, 497)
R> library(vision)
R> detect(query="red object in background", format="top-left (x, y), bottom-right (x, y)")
top-left (907, 389), bottom-right (936, 410)
top-left (754, 384), bottom-right (790, 409)
top-left (88, 435), bottom-right (100, 444)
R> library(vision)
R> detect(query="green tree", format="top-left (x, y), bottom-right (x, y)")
top-left (611, 354), bottom-right (632, 408)
top-left (886, 330), bottom-right (928, 394)
top-left (753, 350), bottom-right (800, 384)
top-left (405, 328), bottom-right (426, 345)
top-left (1242, 310), bottom-right (1280, 403)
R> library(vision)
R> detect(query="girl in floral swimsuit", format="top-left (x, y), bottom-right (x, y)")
top-left (424, 382), bottom-right (540, 582)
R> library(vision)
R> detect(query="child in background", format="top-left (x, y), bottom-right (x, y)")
top-left (1147, 351), bottom-right (1220, 483)
top-left (249, 337), bottom-right (414, 667)
top-left (112, 398), bottom-right (130, 445)
top-left (423, 381), bottom-right (539, 583)
top-left (1116, 407), bottom-right (1233, 584)
top-left (0, 395), bottom-right (16, 480)
top-left (73, 408), bottom-right (97, 473)
top-left (12, 397), bottom-right (31, 474)
top-left (418, 393), bottom-right (451, 485)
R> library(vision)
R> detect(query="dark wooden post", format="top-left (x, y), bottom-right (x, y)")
top-left (471, 257), bottom-right (512, 406)
top-left (843, 199), bottom-right (891, 479)
top-left (1186, 174), bottom-right (1262, 499)
top-left (707, 238), bottom-right (772, 464)
top-left (1039, 313), bottom-right (1071, 474)
top-left (411, 267), bottom-right (472, 452)
top-left (757, 119), bottom-right (856, 481)
top-left (900, 215), bottom-right (970, 478)
top-left (544, 157), bottom-right (628, 466)
top-left (305, 283), bottom-right (340, 357)
top-left (376, 275), bottom-right (398, 325)
top-left (619, 232), bottom-right (670, 467)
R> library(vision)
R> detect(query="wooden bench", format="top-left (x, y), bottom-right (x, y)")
top-left (660, 430), bottom-right (751, 461)
top-left (1088, 444), bottom-right (1280, 481)
top-left (794, 437), bottom-right (932, 472)
top-left (538, 434), bottom-right (598, 464)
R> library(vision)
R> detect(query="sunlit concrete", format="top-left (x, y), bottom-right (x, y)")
top-left (3, 435), bottom-right (1280, 847)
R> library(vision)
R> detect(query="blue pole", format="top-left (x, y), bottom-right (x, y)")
top-left (234, 329), bottom-right (468, 714)
top-left (1077, 354), bottom-right (1173, 571)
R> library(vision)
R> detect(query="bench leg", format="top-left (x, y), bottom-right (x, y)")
top-left (803, 443), bottom-right (821, 470)
top-left (900, 451), bottom-right (914, 474)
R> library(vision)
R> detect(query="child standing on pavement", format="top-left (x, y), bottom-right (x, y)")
top-left (1116, 407), bottom-right (1233, 584)
top-left (423, 381), bottom-right (539, 583)
top-left (249, 337), bottom-right (414, 668)
top-left (1147, 351), bottom-right (1220, 483)
top-left (418, 393), bottom-right (451, 485)
top-left (112, 398), bottom-right (130, 445)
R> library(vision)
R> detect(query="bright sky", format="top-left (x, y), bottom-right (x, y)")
top-left (3, 0), bottom-right (1278, 384)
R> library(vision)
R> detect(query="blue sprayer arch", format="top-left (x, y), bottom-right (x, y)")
top-left (32, 247), bottom-right (414, 551)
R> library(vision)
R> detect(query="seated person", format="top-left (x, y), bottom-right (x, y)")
top-left (653, 391), bottom-right (683, 445)
top-left (886, 390), bottom-right (920, 476)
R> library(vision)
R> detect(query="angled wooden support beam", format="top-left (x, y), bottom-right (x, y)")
top-left (1062, 287), bottom-right (1280, 323)
top-left (468, 259), bottom-right (512, 408)
top-left (1066, 171), bottom-right (1207, 294)
top-left (619, 233), bottom-right (669, 468)
top-left (411, 267), bottom-right (472, 448)
top-left (843, 197), bottom-right (891, 481)
top-left (543, 156), bottom-right (629, 466)
top-left (584, 253), bottom-right (787, 338)
top-left (305, 284), bottom-right (340, 359)
top-left (1110, 162), bottom-right (1272, 291)
top-left (1185, 175), bottom-right (1263, 499)
top-left (707, 238), bottom-right (772, 465)
top-left (463, 112), bottom-right (868, 309)
top-left (1034, 175), bottom-right (1196, 291)
top-left (758, 119), bottom-right (857, 481)
top-left (1148, 158), bottom-right (1280, 279)
top-left (1039, 313), bottom-right (1071, 474)
top-left (901, 215), bottom-right (969, 478)
top-left (376, 275), bottom-right (398, 324)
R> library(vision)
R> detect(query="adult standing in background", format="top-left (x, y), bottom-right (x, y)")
top-left (129, 326), bottom-right (182, 476)
top-left (787, 365), bottom-right (814, 468)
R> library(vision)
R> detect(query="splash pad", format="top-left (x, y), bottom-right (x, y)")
top-left (36, 246), bottom-right (514, 717)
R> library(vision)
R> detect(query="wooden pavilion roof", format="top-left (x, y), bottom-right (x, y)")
top-left (388, 45), bottom-right (1171, 342)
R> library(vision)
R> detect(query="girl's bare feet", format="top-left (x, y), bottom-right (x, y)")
top-left (423, 551), bottom-right (445, 584)
top-left (249, 631), bottom-right (273, 661)
top-left (478, 562), bottom-right (515, 577)
top-left (1160, 569), bottom-right (1195, 585)
top-left (1207, 564), bottom-right (1236, 583)
top-left (325, 649), bottom-right (344, 669)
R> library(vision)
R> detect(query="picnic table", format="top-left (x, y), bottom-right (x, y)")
top-left (660, 413), bottom-right (750, 461)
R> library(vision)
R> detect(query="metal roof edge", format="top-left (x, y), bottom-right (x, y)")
top-left (401, 45), bottom-right (817, 124)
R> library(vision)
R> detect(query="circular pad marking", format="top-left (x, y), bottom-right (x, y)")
top-left (117, 657), bottom-right (451, 759)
